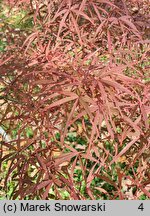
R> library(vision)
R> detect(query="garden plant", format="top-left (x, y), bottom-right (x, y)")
top-left (0, 0), bottom-right (150, 200)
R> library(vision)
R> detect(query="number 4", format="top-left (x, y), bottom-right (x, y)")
top-left (138, 203), bottom-right (144, 211)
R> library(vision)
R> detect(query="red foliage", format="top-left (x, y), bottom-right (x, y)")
top-left (0, 0), bottom-right (150, 199)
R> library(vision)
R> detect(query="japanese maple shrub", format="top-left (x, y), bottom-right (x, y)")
top-left (0, 0), bottom-right (150, 199)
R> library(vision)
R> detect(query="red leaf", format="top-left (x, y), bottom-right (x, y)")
top-left (110, 136), bottom-right (140, 165)
top-left (44, 95), bottom-right (78, 110)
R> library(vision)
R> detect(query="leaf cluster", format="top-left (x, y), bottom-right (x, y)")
top-left (0, 0), bottom-right (150, 200)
